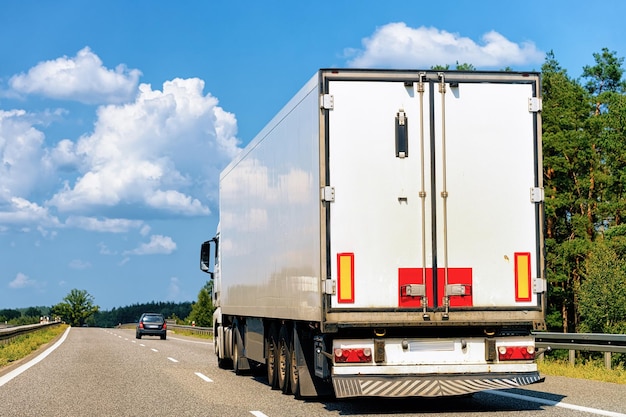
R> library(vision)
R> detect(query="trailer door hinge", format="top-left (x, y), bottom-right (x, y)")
top-left (530, 187), bottom-right (544, 203)
top-left (528, 97), bottom-right (542, 113)
top-left (533, 278), bottom-right (547, 294)
top-left (321, 94), bottom-right (334, 110)
top-left (321, 186), bottom-right (335, 202)
top-left (324, 279), bottom-right (336, 295)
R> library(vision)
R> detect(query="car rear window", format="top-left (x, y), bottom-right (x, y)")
top-left (143, 315), bottom-right (164, 323)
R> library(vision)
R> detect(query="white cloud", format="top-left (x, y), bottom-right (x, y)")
top-left (139, 224), bottom-right (151, 236)
top-left (98, 242), bottom-right (115, 255)
top-left (44, 139), bottom-right (80, 171)
top-left (0, 197), bottom-right (60, 227)
top-left (9, 272), bottom-right (36, 289)
top-left (65, 216), bottom-right (144, 233)
top-left (9, 47), bottom-right (141, 104)
top-left (124, 234), bottom-right (177, 255)
top-left (0, 110), bottom-right (47, 202)
top-left (346, 23), bottom-right (544, 69)
top-left (47, 77), bottom-right (240, 216)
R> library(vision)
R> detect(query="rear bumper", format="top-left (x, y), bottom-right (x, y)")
top-left (332, 371), bottom-right (543, 398)
top-left (137, 329), bottom-right (166, 336)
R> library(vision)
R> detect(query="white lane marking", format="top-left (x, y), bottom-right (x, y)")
top-left (250, 411), bottom-right (269, 417)
top-left (195, 372), bottom-right (213, 382)
top-left (167, 357), bottom-right (179, 363)
top-left (151, 348), bottom-right (158, 352)
top-left (488, 390), bottom-right (626, 417)
top-left (139, 344), bottom-right (145, 347)
top-left (0, 326), bottom-right (71, 387)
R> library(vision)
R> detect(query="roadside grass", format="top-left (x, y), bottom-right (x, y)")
top-left (0, 324), bottom-right (68, 368)
top-left (169, 328), bottom-right (212, 340)
top-left (539, 357), bottom-right (626, 385)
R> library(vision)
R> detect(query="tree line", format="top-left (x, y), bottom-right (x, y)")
top-left (542, 48), bottom-right (626, 334)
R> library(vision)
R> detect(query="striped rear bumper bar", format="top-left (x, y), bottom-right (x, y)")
top-left (332, 372), bottom-right (543, 398)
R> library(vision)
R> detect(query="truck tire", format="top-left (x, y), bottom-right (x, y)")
top-left (217, 326), bottom-right (233, 369)
top-left (277, 324), bottom-right (291, 394)
top-left (233, 326), bottom-right (244, 375)
top-left (289, 335), bottom-right (300, 397)
top-left (266, 324), bottom-right (279, 389)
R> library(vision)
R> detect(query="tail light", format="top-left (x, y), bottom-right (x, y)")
top-left (498, 345), bottom-right (535, 361)
top-left (334, 348), bottom-right (372, 363)
top-left (139, 322), bottom-right (144, 329)
top-left (163, 322), bottom-right (167, 330)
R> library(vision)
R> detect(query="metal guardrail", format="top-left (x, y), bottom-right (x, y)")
top-left (534, 332), bottom-right (626, 369)
top-left (168, 323), bottom-right (213, 337)
top-left (0, 322), bottom-right (62, 345)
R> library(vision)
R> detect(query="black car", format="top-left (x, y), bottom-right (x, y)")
top-left (136, 313), bottom-right (167, 340)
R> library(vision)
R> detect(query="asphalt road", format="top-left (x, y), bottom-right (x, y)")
top-left (1, 327), bottom-right (625, 417)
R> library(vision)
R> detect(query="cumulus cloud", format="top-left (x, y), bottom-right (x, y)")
top-left (346, 23), bottom-right (544, 69)
top-left (0, 110), bottom-right (47, 202)
top-left (124, 234), bottom-right (177, 255)
top-left (9, 272), bottom-right (37, 289)
top-left (47, 77), bottom-right (240, 217)
top-left (9, 47), bottom-right (141, 104)
top-left (0, 197), bottom-right (60, 227)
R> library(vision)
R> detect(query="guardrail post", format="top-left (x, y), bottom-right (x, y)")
top-left (605, 352), bottom-right (612, 370)
top-left (569, 349), bottom-right (575, 367)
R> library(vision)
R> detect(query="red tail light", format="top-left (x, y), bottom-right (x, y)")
top-left (162, 322), bottom-right (167, 329)
top-left (139, 322), bottom-right (144, 329)
top-left (498, 345), bottom-right (535, 361)
top-left (334, 348), bottom-right (372, 363)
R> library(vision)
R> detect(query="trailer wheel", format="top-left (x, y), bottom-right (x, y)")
top-left (266, 324), bottom-right (279, 389)
top-left (288, 336), bottom-right (300, 397)
top-left (277, 325), bottom-right (291, 394)
top-left (233, 326), bottom-right (243, 375)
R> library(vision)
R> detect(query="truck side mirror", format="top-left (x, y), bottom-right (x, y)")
top-left (200, 240), bottom-right (212, 276)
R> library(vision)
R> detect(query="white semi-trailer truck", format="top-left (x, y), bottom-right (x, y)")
top-left (200, 69), bottom-right (546, 398)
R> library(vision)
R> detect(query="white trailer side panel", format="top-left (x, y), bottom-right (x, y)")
top-left (219, 74), bottom-right (323, 321)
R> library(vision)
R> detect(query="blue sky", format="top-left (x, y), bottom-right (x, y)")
top-left (1, 1), bottom-right (625, 310)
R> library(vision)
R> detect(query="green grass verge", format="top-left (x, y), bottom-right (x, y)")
top-left (539, 359), bottom-right (626, 384)
top-left (0, 324), bottom-right (68, 368)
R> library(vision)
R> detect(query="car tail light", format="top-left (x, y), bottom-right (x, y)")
top-left (139, 322), bottom-right (144, 329)
top-left (498, 345), bottom-right (535, 361)
top-left (334, 348), bottom-right (372, 363)
top-left (163, 322), bottom-right (167, 329)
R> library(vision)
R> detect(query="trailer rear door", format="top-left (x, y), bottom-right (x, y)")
top-left (324, 72), bottom-right (542, 312)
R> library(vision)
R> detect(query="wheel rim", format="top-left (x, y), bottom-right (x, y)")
top-left (278, 339), bottom-right (288, 388)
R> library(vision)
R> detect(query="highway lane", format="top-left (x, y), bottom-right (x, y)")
top-left (1, 327), bottom-right (626, 417)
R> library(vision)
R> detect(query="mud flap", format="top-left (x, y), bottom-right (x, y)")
top-left (294, 329), bottom-right (333, 397)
